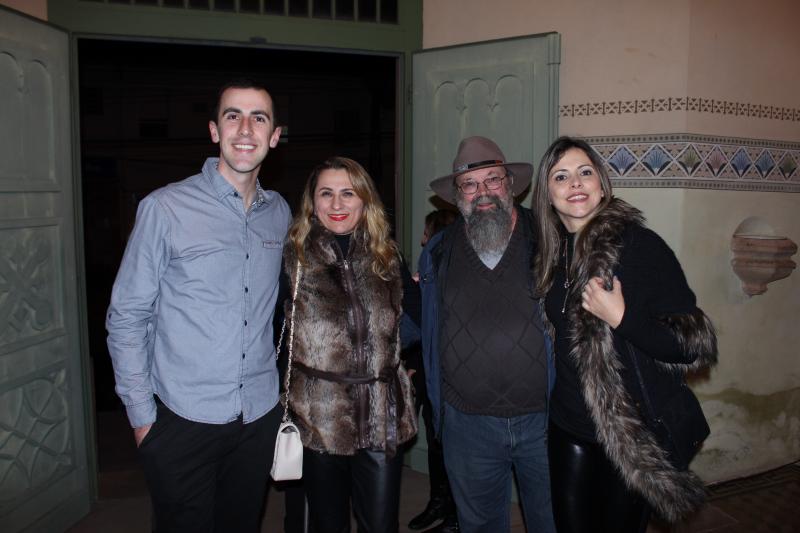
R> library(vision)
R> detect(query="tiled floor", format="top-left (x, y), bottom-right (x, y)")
top-left (674, 464), bottom-right (800, 533)
top-left (68, 411), bottom-right (800, 533)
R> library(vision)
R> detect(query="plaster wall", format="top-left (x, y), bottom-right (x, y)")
top-left (0, 0), bottom-right (46, 19)
top-left (423, 0), bottom-right (800, 481)
top-left (424, 0), bottom-right (692, 135)
top-left (687, 0), bottom-right (800, 140)
top-left (617, 187), bottom-right (800, 480)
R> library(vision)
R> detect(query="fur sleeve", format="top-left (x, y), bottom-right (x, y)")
top-left (658, 309), bottom-right (718, 372)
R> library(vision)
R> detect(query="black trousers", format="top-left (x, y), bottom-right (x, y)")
top-left (303, 447), bottom-right (403, 533)
top-left (548, 423), bottom-right (650, 533)
top-left (137, 400), bottom-right (281, 533)
top-left (410, 362), bottom-right (451, 503)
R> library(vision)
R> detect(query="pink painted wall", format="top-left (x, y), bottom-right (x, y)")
top-left (422, 0), bottom-right (799, 140)
top-left (1, 0), bottom-right (47, 20)
top-left (687, 0), bottom-right (799, 140)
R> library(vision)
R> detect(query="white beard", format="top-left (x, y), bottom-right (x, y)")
top-left (457, 193), bottom-right (514, 266)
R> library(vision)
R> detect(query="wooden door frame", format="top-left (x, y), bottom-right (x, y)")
top-left (69, 30), bottom-right (411, 500)
top-left (49, 0), bottom-right (422, 252)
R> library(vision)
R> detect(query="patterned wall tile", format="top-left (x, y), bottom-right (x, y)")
top-left (670, 97), bottom-right (687, 111)
top-left (560, 96), bottom-right (799, 122)
top-left (586, 134), bottom-right (800, 192)
top-left (621, 100), bottom-right (635, 113)
top-left (604, 101), bottom-right (620, 114)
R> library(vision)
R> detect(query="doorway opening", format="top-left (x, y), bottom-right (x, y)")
top-left (77, 37), bottom-right (398, 469)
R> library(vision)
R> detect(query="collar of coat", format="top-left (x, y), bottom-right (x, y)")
top-left (561, 197), bottom-right (717, 522)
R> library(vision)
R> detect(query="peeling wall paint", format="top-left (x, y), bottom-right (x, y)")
top-left (693, 387), bottom-right (800, 481)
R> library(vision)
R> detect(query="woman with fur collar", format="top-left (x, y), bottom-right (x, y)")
top-left (532, 137), bottom-right (717, 532)
top-left (282, 157), bottom-right (417, 533)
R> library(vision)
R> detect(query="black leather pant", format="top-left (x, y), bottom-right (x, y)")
top-left (548, 423), bottom-right (650, 533)
top-left (303, 447), bottom-right (403, 533)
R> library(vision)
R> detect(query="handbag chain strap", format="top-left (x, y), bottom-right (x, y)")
top-left (276, 259), bottom-right (302, 423)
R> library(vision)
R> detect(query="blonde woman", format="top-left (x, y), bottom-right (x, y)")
top-left (283, 157), bottom-right (417, 533)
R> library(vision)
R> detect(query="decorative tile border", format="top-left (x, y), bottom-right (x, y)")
top-left (561, 97), bottom-right (799, 122)
top-left (585, 134), bottom-right (800, 192)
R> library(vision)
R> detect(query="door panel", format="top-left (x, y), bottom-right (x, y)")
top-left (411, 34), bottom-right (560, 266)
top-left (0, 6), bottom-right (91, 532)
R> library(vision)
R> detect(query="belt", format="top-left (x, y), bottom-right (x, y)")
top-left (294, 361), bottom-right (405, 457)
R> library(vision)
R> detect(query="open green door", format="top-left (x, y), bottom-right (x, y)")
top-left (410, 33), bottom-right (560, 266)
top-left (0, 6), bottom-right (92, 532)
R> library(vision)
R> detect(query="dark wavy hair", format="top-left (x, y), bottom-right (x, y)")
top-left (531, 136), bottom-right (613, 297)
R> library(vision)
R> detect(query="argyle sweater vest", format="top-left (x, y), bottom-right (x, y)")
top-left (441, 223), bottom-right (547, 417)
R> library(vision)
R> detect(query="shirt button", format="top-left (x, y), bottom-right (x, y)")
top-left (239, 383), bottom-right (243, 389)
top-left (244, 320), bottom-right (248, 326)
top-left (233, 192), bottom-right (239, 197)
top-left (244, 287), bottom-right (249, 293)
top-left (242, 353), bottom-right (246, 359)
top-left (246, 253), bottom-right (250, 259)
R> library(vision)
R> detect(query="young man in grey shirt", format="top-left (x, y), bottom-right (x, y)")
top-left (106, 79), bottom-right (290, 532)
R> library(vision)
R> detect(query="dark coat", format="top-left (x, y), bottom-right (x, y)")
top-left (556, 198), bottom-right (718, 522)
top-left (282, 223), bottom-right (417, 456)
top-left (418, 206), bottom-right (556, 436)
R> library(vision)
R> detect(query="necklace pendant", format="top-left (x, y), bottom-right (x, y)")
top-left (563, 280), bottom-right (571, 289)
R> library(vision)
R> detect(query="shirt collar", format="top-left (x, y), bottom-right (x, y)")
top-left (202, 157), bottom-right (267, 208)
top-left (203, 157), bottom-right (236, 200)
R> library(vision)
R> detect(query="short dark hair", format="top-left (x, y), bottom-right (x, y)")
top-left (211, 78), bottom-right (277, 125)
top-left (424, 209), bottom-right (457, 238)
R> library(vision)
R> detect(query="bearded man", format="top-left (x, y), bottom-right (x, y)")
top-left (418, 136), bottom-right (556, 533)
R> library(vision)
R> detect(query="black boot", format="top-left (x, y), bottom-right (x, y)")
top-left (408, 496), bottom-right (446, 530)
top-left (421, 512), bottom-right (459, 533)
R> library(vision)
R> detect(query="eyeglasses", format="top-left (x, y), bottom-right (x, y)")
top-left (456, 175), bottom-right (508, 195)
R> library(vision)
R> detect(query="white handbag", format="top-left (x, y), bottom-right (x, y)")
top-left (271, 260), bottom-right (304, 481)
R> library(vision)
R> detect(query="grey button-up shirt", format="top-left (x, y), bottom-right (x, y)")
top-left (106, 158), bottom-right (291, 428)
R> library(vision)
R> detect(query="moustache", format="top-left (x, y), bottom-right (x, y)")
top-left (470, 194), bottom-right (503, 209)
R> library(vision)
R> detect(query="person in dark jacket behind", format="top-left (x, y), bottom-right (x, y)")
top-left (282, 156), bottom-right (417, 533)
top-left (532, 136), bottom-right (718, 533)
top-left (418, 136), bottom-right (556, 533)
top-left (406, 209), bottom-right (460, 533)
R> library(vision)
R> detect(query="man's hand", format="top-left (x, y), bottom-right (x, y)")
top-left (134, 424), bottom-right (153, 447)
top-left (581, 276), bottom-right (625, 328)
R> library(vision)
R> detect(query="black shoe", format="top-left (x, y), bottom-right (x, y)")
top-left (408, 497), bottom-right (446, 530)
top-left (422, 514), bottom-right (459, 533)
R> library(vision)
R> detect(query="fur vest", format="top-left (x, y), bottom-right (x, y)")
top-left (558, 198), bottom-right (718, 522)
top-left (283, 223), bottom-right (416, 456)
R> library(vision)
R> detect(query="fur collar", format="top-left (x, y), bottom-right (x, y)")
top-left (566, 197), bottom-right (716, 522)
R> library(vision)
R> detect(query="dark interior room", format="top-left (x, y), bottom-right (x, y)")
top-left (78, 37), bottom-right (398, 419)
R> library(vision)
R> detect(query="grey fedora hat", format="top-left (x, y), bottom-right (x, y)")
top-left (429, 136), bottom-right (533, 204)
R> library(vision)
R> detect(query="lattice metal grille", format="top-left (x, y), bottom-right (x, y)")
top-left (80, 0), bottom-right (398, 23)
